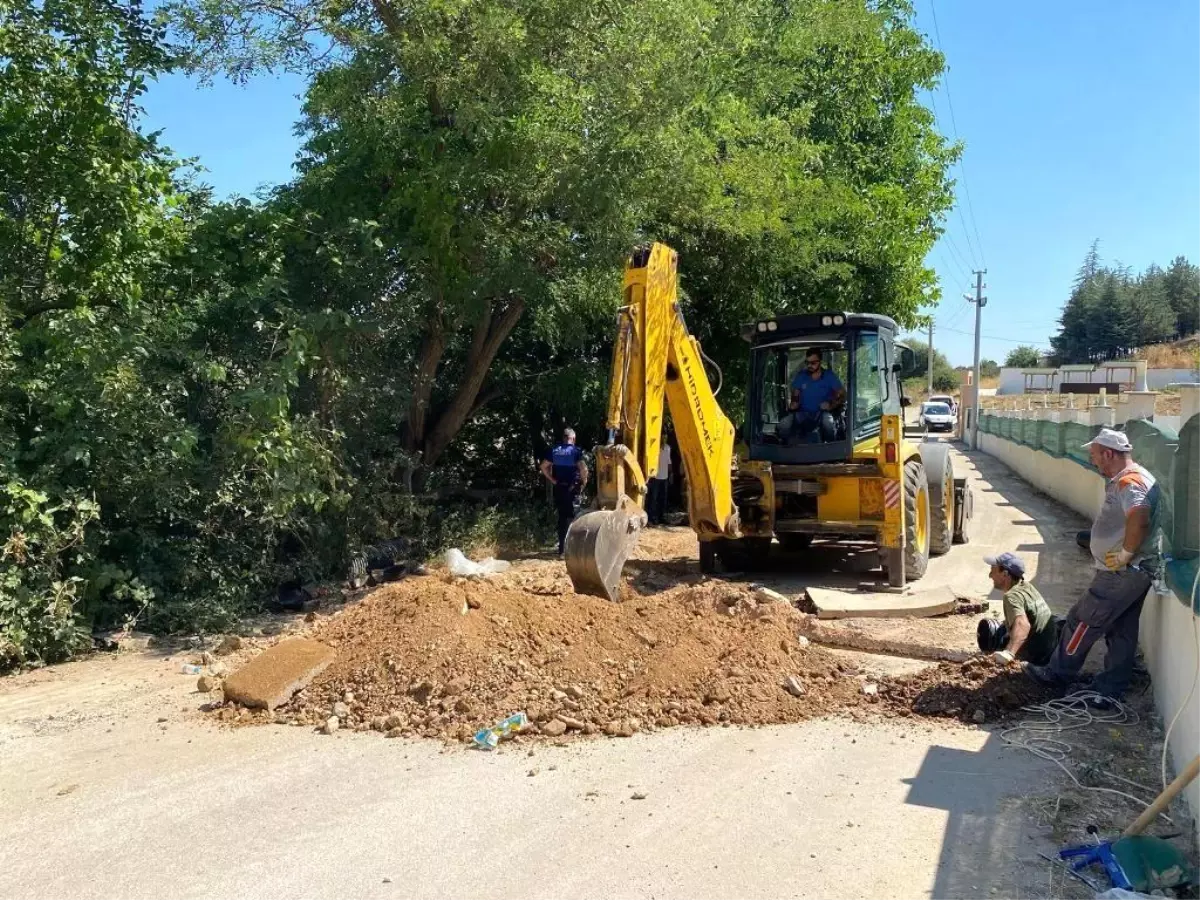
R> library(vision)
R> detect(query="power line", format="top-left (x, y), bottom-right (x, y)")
top-left (939, 297), bottom-right (972, 330)
top-left (939, 324), bottom-right (1051, 346)
top-left (935, 249), bottom-right (973, 291)
top-left (942, 232), bottom-right (977, 279)
top-left (927, 0), bottom-right (988, 269)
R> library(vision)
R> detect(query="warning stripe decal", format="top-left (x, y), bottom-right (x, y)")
top-left (883, 480), bottom-right (901, 509)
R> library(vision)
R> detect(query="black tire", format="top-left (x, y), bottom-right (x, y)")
top-left (778, 533), bottom-right (813, 553)
top-left (739, 537), bottom-right (773, 570)
top-left (918, 442), bottom-right (955, 556)
top-left (902, 457), bottom-right (931, 581)
top-left (699, 540), bottom-right (717, 574)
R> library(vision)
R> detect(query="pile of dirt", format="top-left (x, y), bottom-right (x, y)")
top-left (878, 657), bottom-right (1055, 723)
top-left (251, 564), bottom-right (871, 742)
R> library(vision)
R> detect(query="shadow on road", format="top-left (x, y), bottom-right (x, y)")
top-left (905, 731), bottom-right (1062, 900)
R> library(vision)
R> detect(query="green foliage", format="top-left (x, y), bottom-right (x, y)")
top-left (1051, 243), bottom-right (1198, 363)
top-left (1005, 345), bottom-right (1042, 368)
top-left (902, 339), bottom-right (958, 391)
top-left (1, 0), bottom-right (961, 666)
top-left (979, 359), bottom-right (1000, 379)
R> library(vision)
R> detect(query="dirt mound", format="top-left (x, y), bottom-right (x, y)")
top-left (878, 657), bottom-right (1055, 723)
top-left (255, 564), bottom-right (869, 742)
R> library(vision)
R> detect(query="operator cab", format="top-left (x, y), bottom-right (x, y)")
top-left (741, 312), bottom-right (916, 464)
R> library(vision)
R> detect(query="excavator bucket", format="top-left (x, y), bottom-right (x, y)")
top-left (564, 508), bottom-right (645, 602)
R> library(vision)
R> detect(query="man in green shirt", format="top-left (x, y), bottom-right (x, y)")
top-left (975, 552), bottom-right (1060, 665)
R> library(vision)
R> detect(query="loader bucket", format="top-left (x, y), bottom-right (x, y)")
top-left (565, 508), bottom-right (644, 602)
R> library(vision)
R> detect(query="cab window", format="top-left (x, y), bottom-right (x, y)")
top-left (853, 332), bottom-right (885, 437)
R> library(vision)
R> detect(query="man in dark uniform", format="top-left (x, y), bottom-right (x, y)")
top-left (539, 428), bottom-right (589, 556)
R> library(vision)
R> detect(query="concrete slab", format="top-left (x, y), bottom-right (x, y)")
top-left (222, 638), bottom-right (335, 710)
top-left (807, 585), bottom-right (958, 620)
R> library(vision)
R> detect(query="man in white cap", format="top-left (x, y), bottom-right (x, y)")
top-left (1026, 428), bottom-right (1160, 700)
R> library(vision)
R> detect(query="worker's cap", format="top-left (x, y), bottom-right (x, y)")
top-left (983, 551), bottom-right (1025, 579)
top-left (1083, 428), bottom-right (1132, 452)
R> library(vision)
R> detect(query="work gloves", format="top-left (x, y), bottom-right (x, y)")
top-left (1103, 548), bottom-right (1134, 571)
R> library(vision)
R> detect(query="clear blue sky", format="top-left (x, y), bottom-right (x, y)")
top-left (142, 0), bottom-right (1200, 366)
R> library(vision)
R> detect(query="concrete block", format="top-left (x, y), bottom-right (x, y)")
top-left (806, 585), bottom-right (957, 620)
top-left (1177, 383), bottom-right (1200, 422)
top-left (222, 638), bottom-right (335, 710)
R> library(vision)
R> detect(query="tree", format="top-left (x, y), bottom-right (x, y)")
top-left (0, 0), bottom-right (347, 666)
top-left (979, 359), bottom-right (1000, 379)
top-left (1162, 256), bottom-right (1200, 337)
top-left (167, 0), bottom-right (959, 486)
top-left (1051, 245), bottom-right (1191, 363)
top-left (903, 339), bottom-right (957, 391)
top-left (1005, 346), bottom-right (1042, 368)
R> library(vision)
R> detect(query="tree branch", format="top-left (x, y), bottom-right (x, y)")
top-left (422, 297), bottom-right (525, 468)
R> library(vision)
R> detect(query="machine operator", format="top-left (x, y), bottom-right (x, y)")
top-left (788, 348), bottom-right (845, 443)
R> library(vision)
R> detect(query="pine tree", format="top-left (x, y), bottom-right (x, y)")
top-left (1162, 256), bottom-right (1199, 337)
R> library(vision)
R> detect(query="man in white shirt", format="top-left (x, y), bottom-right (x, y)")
top-left (1026, 429), bottom-right (1160, 701)
top-left (647, 436), bottom-right (672, 526)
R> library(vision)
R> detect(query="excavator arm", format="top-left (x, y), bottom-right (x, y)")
top-left (565, 243), bottom-right (740, 600)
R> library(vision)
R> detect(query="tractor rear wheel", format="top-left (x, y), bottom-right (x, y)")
top-left (918, 442), bottom-right (955, 556)
top-left (883, 459), bottom-right (931, 587)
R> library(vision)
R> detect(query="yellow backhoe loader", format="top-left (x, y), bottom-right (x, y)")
top-left (565, 242), bottom-right (972, 601)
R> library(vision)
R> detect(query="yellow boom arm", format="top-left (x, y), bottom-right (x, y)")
top-left (565, 243), bottom-right (739, 600)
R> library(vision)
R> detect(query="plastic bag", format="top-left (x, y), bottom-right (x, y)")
top-left (445, 548), bottom-right (511, 578)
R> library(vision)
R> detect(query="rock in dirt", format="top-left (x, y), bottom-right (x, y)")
top-left (196, 675), bottom-right (218, 693)
top-left (541, 719), bottom-right (568, 737)
top-left (322, 716), bottom-right (339, 734)
top-left (94, 630), bottom-right (155, 652)
top-left (631, 792), bottom-right (647, 800)
top-left (215, 635), bottom-right (243, 656)
top-left (782, 676), bottom-right (806, 698)
top-left (332, 701), bottom-right (350, 718)
top-left (559, 716), bottom-right (586, 731)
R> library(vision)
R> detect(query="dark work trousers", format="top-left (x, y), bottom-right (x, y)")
top-left (553, 483), bottom-right (578, 554)
top-left (976, 618), bottom-right (1061, 665)
top-left (1044, 568), bottom-right (1153, 698)
top-left (793, 411), bottom-right (837, 444)
top-left (647, 478), bottom-right (668, 525)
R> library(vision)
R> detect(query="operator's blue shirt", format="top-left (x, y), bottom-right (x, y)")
top-left (546, 443), bottom-right (584, 486)
top-left (790, 368), bottom-right (843, 415)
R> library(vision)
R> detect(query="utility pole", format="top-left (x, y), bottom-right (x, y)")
top-left (966, 270), bottom-right (988, 450)
top-left (927, 317), bottom-right (934, 393)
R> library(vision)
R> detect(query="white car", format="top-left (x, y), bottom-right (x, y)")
top-left (928, 394), bottom-right (958, 416)
top-left (920, 401), bottom-right (956, 433)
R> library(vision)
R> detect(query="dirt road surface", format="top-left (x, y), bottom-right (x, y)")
top-left (0, 445), bottom-right (1103, 899)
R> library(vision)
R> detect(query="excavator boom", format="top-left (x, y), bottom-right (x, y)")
top-left (565, 243), bottom-right (739, 600)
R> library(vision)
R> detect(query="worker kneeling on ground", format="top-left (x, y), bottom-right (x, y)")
top-left (976, 551), bottom-right (1060, 665)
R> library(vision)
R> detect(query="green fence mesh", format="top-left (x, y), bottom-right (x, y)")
top-left (980, 412), bottom-right (1199, 612)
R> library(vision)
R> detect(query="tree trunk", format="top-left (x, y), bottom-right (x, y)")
top-left (422, 297), bottom-right (525, 469)
top-left (398, 308), bottom-right (448, 488)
